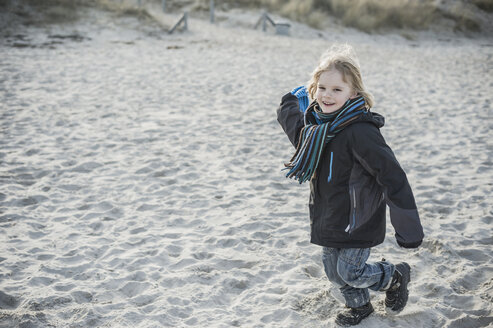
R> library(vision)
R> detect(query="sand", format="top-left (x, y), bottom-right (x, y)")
top-left (0, 3), bottom-right (492, 327)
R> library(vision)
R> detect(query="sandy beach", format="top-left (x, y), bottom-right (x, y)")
top-left (1, 2), bottom-right (492, 327)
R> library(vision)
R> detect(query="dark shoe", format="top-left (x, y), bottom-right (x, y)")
top-left (385, 262), bottom-right (411, 313)
top-left (335, 302), bottom-right (374, 326)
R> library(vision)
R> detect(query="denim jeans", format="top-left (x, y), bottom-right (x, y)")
top-left (322, 247), bottom-right (395, 308)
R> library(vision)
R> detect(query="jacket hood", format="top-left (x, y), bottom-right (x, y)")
top-left (358, 111), bottom-right (385, 129)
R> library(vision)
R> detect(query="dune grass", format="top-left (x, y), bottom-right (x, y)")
top-left (3, 0), bottom-right (159, 27)
top-left (472, 0), bottom-right (493, 12)
top-left (192, 0), bottom-right (488, 32)
top-left (4, 0), bottom-right (491, 33)
top-left (7, 0), bottom-right (83, 25)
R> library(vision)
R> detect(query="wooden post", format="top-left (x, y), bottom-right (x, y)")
top-left (210, 0), bottom-right (215, 23)
top-left (168, 12), bottom-right (188, 34)
top-left (254, 12), bottom-right (276, 32)
top-left (265, 14), bottom-right (275, 27)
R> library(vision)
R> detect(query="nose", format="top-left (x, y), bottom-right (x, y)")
top-left (322, 89), bottom-right (333, 98)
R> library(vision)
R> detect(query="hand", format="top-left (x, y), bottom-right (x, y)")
top-left (397, 239), bottom-right (422, 248)
top-left (290, 86), bottom-right (310, 112)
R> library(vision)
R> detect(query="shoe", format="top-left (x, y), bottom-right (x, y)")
top-left (335, 302), bottom-right (374, 326)
top-left (385, 262), bottom-right (411, 313)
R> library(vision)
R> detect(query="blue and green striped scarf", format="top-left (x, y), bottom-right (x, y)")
top-left (284, 96), bottom-right (368, 184)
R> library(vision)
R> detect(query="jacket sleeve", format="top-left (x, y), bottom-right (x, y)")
top-left (350, 123), bottom-right (424, 248)
top-left (277, 93), bottom-right (305, 148)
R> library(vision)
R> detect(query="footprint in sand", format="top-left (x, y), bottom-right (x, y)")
top-left (0, 291), bottom-right (20, 309)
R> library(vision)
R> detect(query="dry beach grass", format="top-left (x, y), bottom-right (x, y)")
top-left (3, 0), bottom-right (493, 33)
top-left (171, 0), bottom-right (493, 33)
top-left (0, 0), bottom-right (493, 327)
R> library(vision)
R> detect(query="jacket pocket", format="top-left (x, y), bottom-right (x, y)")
top-left (346, 184), bottom-right (384, 234)
top-left (345, 186), bottom-right (357, 233)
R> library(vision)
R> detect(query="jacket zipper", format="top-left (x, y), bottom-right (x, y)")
top-left (352, 187), bottom-right (356, 230)
top-left (327, 152), bottom-right (334, 183)
top-left (345, 186), bottom-right (356, 233)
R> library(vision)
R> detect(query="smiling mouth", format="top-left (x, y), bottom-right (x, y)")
top-left (322, 101), bottom-right (334, 106)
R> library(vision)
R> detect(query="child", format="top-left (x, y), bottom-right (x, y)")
top-left (277, 44), bottom-right (424, 326)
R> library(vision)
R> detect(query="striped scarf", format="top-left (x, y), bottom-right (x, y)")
top-left (284, 96), bottom-right (367, 184)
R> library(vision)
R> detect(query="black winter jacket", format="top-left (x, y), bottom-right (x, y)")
top-left (277, 93), bottom-right (424, 249)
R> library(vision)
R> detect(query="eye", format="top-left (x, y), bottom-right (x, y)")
top-left (318, 86), bottom-right (325, 90)
top-left (334, 88), bottom-right (342, 92)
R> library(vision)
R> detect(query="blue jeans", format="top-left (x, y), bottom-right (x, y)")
top-left (322, 247), bottom-right (395, 308)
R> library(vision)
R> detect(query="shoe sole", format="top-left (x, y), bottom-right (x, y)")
top-left (385, 262), bottom-right (411, 314)
top-left (335, 306), bottom-right (374, 326)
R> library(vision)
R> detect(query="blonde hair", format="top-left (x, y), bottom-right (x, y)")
top-left (307, 44), bottom-right (374, 108)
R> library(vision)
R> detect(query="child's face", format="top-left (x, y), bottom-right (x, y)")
top-left (316, 69), bottom-right (357, 113)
